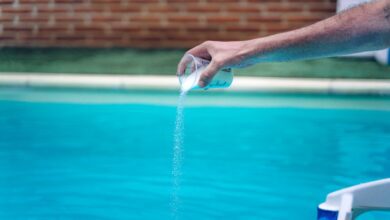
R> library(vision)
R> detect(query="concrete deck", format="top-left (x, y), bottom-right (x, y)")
top-left (0, 73), bottom-right (390, 95)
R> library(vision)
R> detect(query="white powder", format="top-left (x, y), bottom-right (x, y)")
top-left (171, 90), bottom-right (187, 219)
top-left (180, 69), bottom-right (202, 92)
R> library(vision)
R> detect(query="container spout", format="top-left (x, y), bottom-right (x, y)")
top-left (317, 178), bottom-right (390, 220)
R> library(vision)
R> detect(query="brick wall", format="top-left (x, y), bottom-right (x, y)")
top-left (0, 0), bottom-right (336, 48)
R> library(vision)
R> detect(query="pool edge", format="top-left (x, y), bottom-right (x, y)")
top-left (0, 73), bottom-right (390, 95)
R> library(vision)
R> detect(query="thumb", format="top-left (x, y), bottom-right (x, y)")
top-left (198, 60), bottom-right (221, 88)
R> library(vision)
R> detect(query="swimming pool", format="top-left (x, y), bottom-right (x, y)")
top-left (0, 88), bottom-right (389, 220)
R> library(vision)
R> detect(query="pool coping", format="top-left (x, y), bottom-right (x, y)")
top-left (0, 73), bottom-right (390, 95)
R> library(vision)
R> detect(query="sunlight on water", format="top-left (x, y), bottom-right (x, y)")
top-left (171, 91), bottom-right (187, 219)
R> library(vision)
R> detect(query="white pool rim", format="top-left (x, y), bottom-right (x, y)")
top-left (0, 73), bottom-right (390, 95)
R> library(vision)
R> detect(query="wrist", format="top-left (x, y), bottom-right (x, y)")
top-left (239, 28), bottom-right (310, 64)
top-left (235, 37), bottom-right (273, 66)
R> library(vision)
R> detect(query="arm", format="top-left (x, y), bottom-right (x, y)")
top-left (178, 0), bottom-right (390, 88)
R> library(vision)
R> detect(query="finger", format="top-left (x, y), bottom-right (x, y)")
top-left (177, 55), bottom-right (192, 76)
top-left (198, 60), bottom-right (220, 88)
top-left (186, 42), bottom-right (212, 60)
top-left (190, 61), bottom-right (196, 73)
top-left (177, 47), bottom-right (207, 76)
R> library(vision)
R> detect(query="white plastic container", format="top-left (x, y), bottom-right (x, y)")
top-left (318, 178), bottom-right (390, 220)
top-left (375, 49), bottom-right (390, 65)
top-left (178, 54), bottom-right (233, 92)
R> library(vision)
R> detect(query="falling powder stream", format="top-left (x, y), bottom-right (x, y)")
top-left (171, 90), bottom-right (187, 219)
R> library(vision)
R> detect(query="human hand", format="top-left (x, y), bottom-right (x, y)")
top-left (177, 40), bottom-right (251, 88)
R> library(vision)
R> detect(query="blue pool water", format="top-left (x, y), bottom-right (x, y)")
top-left (0, 89), bottom-right (389, 220)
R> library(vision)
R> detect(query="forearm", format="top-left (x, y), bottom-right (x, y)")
top-left (240, 0), bottom-right (390, 64)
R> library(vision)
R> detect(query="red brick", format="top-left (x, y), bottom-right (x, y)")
top-left (2, 6), bottom-right (32, 13)
top-left (90, 36), bottom-right (122, 41)
top-left (307, 3), bottom-right (336, 13)
top-left (4, 26), bottom-right (33, 32)
top-left (55, 15), bottom-right (84, 23)
top-left (206, 16), bottom-right (240, 24)
top-left (38, 26), bottom-right (69, 34)
top-left (130, 15), bottom-right (161, 23)
top-left (206, 0), bottom-right (241, 2)
top-left (0, 0), bottom-right (13, 5)
top-left (147, 26), bottom-right (183, 35)
top-left (264, 23), bottom-right (291, 32)
top-left (38, 6), bottom-right (69, 13)
top-left (185, 4), bottom-right (220, 13)
top-left (0, 15), bottom-right (14, 22)
top-left (19, 36), bottom-right (52, 41)
top-left (56, 36), bottom-right (86, 40)
top-left (187, 26), bottom-right (221, 33)
top-left (91, 14), bottom-right (120, 22)
top-left (19, 0), bottom-right (50, 3)
top-left (73, 5), bottom-right (106, 13)
top-left (146, 4), bottom-right (181, 13)
top-left (167, 15), bottom-right (198, 23)
top-left (74, 25), bottom-right (105, 33)
top-left (111, 25), bottom-right (142, 34)
top-left (247, 15), bottom-right (282, 23)
top-left (92, 0), bottom-right (121, 3)
top-left (20, 15), bottom-right (50, 22)
top-left (266, 4), bottom-right (304, 13)
top-left (225, 26), bottom-right (260, 33)
top-left (225, 5), bottom-right (261, 13)
top-left (0, 36), bottom-right (14, 40)
top-left (109, 5), bottom-right (142, 13)
top-left (55, 0), bottom-right (83, 3)
top-left (166, 0), bottom-right (199, 3)
top-left (287, 0), bottom-right (326, 2)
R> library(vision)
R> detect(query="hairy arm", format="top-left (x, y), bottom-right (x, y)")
top-left (178, 0), bottom-right (390, 87)
top-left (241, 0), bottom-right (390, 63)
